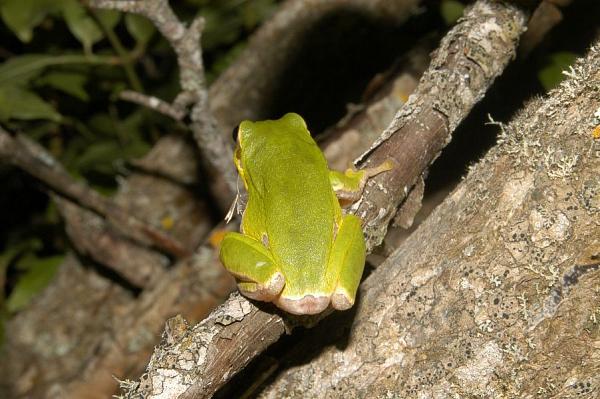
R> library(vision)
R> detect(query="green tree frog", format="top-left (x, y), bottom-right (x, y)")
top-left (219, 113), bottom-right (392, 315)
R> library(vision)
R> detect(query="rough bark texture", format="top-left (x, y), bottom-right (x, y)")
top-left (258, 41), bottom-right (600, 398)
top-left (131, 293), bottom-right (287, 399)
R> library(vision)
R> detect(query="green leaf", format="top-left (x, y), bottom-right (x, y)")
top-left (0, 85), bottom-right (61, 122)
top-left (440, 0), bottom-right (465, 26)
top-left (0, 0), bottom-right (63, 43)
top-left (62, 0), bottom-right (120, 52)
top-left (39, 71), bottom-right (89, 101)
top-left (6, 254), bottom-right (62, 313)
top-left (538, 51), bottom-right (578, 91)
top-left (0, 53), bottom-right (114, 87)
top-left (96, 9), bottom-right (121, 31)
top-left (88, 113), bottom-right (117, 137)
top-left (125, 13), bottom-right (155, 45)
top-left (0, 55), bottom-right (53, 86)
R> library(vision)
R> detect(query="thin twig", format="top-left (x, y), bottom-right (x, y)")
top-left (89, 0), bottom-right (236, 208)
top-left (87, 0), bottom-right (143, 12)
top-left (0, 127), bottom-right (191, 259)
top-left (119, 90), bottom-right (186, 120)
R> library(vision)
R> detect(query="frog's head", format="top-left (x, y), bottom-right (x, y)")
top-left (232, 113), bottom-right (311, 185)
top-left (233, 113), bottom-right (309, 152)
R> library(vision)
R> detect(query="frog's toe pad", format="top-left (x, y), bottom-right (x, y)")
top-left (240, 272), bottom-right (285, 301)
top-left (331, 290), bottom-right (354, 311)
top-left (276, 295), bottom-right (330, 315)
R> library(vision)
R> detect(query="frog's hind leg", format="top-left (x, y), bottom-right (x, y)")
top-left (329, 214), bottom-right (366, 310)
top-left (220, 232), bottom-right (285, 301)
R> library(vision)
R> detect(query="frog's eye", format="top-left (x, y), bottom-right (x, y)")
top-left (232, 124), bottom-right (240, 142)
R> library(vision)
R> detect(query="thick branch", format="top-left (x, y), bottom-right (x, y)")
top-left (0, 128), bottom-right (191, 259)
top-left (354, 0), bottom-right (529, 250)
top-left (54, 196), bottom-right (167, 288)
top-left (118, 1), bottom-right (531, 397)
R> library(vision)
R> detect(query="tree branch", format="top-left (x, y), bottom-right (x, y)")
top-left (54, 196), bottom-right (167, 288)
top-left (62, 245), bottom-right (236, 398)
top-left (117, 1), bottom-right (531, 397)
top-left (0, 127), bottom-right (191, 260)
top-left (88, 0), bottom-right (236, 209)
top-left (353, 0), bottom-right (529, 250)
top-left (119, 90), bottom-right (187, 121)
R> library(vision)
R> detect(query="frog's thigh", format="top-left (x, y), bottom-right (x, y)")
top-left (220, 232), bottom-right (285, 301)
top-left (329, 214), bottom-right (366, 310)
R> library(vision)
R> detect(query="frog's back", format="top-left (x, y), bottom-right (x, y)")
top-left (241, 117), bottom-right (337, 295)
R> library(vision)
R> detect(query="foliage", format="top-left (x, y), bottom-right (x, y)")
top-left (0, 0), bottom-right (279, 334)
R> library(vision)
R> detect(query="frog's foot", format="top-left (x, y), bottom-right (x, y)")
top-left (237, 272), bottom-right (285, 302)
top-left (328, 214), bottom-right (365, 311)
top-left (275, 295), bottom-right (330, 315)
top-left (331, 288), bottom-right (354, 311)
top-left (330, 159), bottom-right (394, 203)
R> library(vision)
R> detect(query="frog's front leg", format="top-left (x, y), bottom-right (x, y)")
top-left (219, 232), bottom-right (285, 301)
top-left (329, 160), bottom-right (394, 203)
top-left (328, 214), bottom-right (367, 310)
